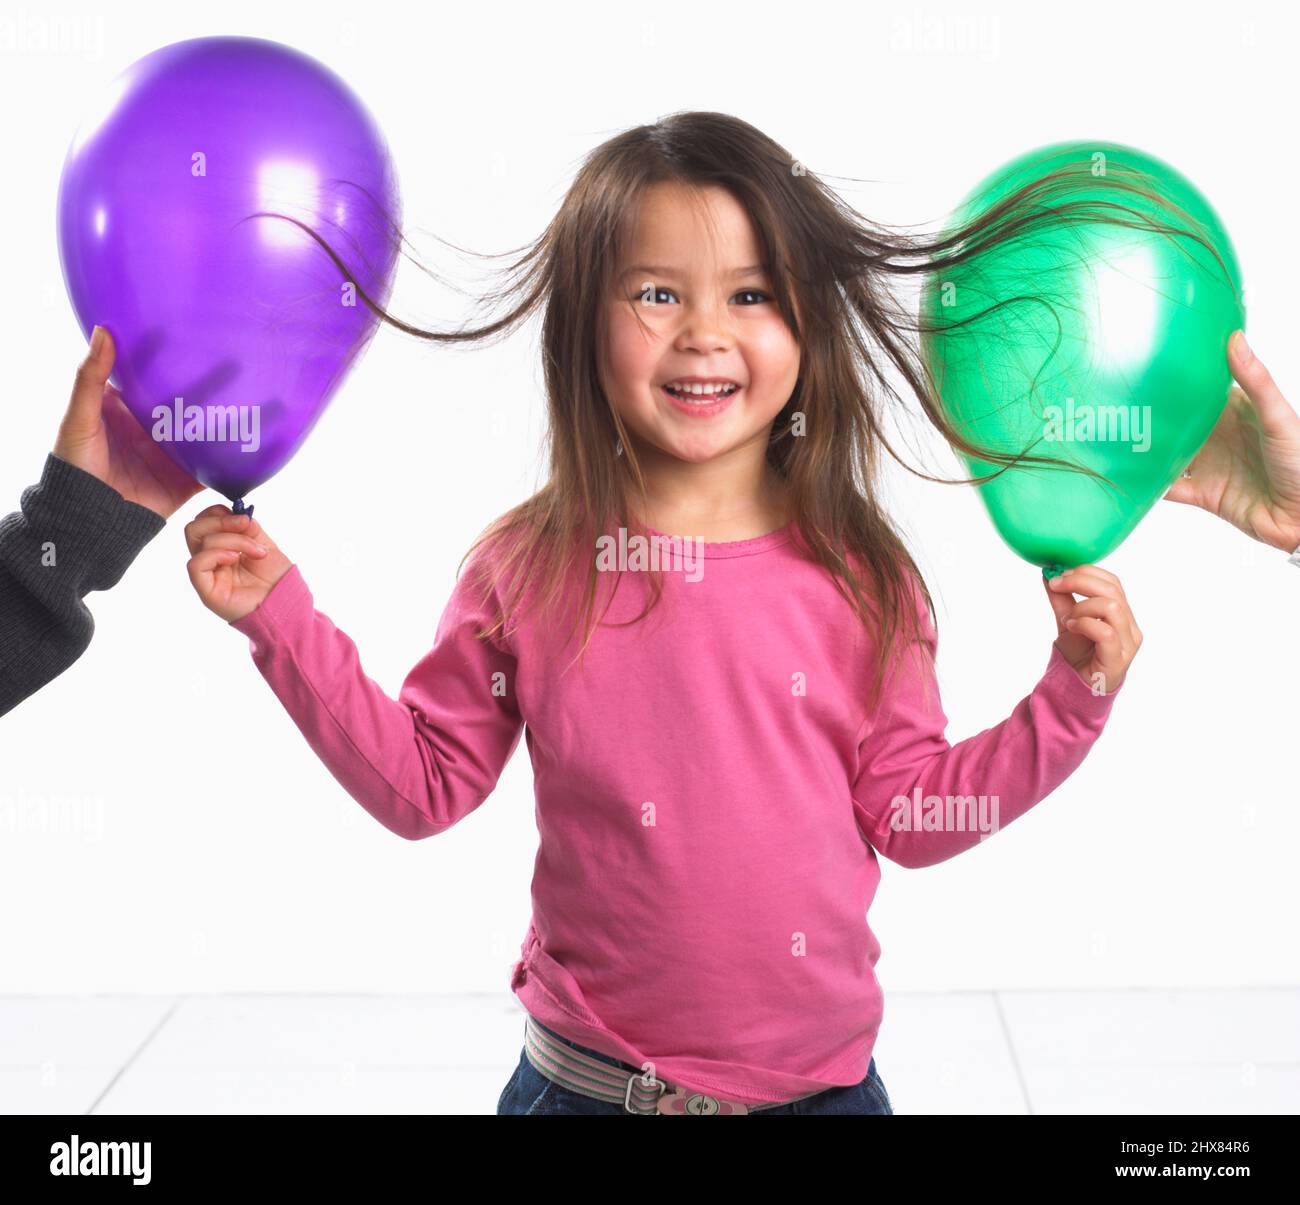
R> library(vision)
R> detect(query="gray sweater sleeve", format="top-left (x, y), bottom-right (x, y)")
top-left (0, 452), bottom-right (166, 718)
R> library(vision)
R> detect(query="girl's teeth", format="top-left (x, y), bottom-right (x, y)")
top-left (665, 383), bottom-right (739, 400)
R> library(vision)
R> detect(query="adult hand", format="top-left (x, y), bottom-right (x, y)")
top-left (52, 325), bottom-right (204, 519)
top-left (1163, 331), bottom-right (1300, 553)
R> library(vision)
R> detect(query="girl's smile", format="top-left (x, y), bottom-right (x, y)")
top-left (657, 381), bottom-right (742, 418)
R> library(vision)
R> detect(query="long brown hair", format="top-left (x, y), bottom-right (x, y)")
top-left (308, 111), bottom-right (1234, 713)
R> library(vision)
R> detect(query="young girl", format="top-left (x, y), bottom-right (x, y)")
top-left (185, 111), bottom-right (1145, 1115)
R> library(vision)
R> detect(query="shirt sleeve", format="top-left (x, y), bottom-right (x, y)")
top-left (850, 580), bottom-right (1123, 868)
top-left (228, 550), bottom-right (525, 840)
top-left (0, 452), bottom-right (166, 718)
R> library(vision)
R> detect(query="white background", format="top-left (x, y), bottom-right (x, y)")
top-left (1, 0), bottom-right (1295, 1024)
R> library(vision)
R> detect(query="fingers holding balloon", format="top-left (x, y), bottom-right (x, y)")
top-left (195, 532), bottom-right (268, 561)
top-left (1045, 566), bottom-right (1121, 634)
top-left (184, 505), bottom-right (239, 553)
top-left (1048, 565), bottom-right (1141, 642)
top-left (184, 506), bottom-right (274, 555)
top-left (184, 513), bottom-right (294, 622)
top-left (1058, 590), bottom-right (1142, 692)
top-left (227, 511), bottom-right (275, 549)
top-left (1228, 331), bottom-right (1298, 438)
top-left (1047, 565), bottom-right (1129, 607)
top-left (193, 526), bottom-right (289, 584)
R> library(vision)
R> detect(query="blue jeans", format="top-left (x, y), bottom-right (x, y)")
top-left (496, 1021), bottom-right (895, 1115)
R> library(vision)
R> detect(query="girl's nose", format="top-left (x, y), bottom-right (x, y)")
top-left (675, 310), bottom-right (732, 351)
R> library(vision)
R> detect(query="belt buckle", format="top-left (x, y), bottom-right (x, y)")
top-left (624, 1070), bottom-right (668, 1114)
top-left (656, 1089), bottom-right (749, 1115)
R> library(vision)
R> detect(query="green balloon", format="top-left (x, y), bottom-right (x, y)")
top-left (919, 141), bottom-right (1245, 578)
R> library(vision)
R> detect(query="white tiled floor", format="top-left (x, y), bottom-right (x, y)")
top-left (1, 989), bottom-right (1296, 1114)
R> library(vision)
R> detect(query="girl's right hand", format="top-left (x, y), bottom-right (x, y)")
top-left (184, 504), bottom-right (293, 622)
top-left (1043, 563), bottom-right (1141, 695)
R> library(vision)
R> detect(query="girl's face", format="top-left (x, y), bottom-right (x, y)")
top-left (601, 182), bottom-right (800, 471)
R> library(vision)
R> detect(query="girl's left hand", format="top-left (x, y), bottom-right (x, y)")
top-left (1043, 565), bottom-right (1142, 695)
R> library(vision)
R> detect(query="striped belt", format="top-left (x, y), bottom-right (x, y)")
top-left (522, 1013), bottom-right (824, 1115)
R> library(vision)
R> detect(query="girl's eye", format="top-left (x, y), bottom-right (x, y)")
top-left (636, 286), bottom-right (676, 305)
top-left (631, 287), bottom-right (772, 305)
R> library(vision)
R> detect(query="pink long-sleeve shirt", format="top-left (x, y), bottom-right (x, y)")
top-left (229, 519), bottom-right (1122, 1105)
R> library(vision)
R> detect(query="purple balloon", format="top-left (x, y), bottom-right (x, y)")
top-left (57, 36), bottom-right (401, 506)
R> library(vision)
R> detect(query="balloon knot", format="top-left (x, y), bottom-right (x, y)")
top-left (232, 498), bottom-right (255, 519)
